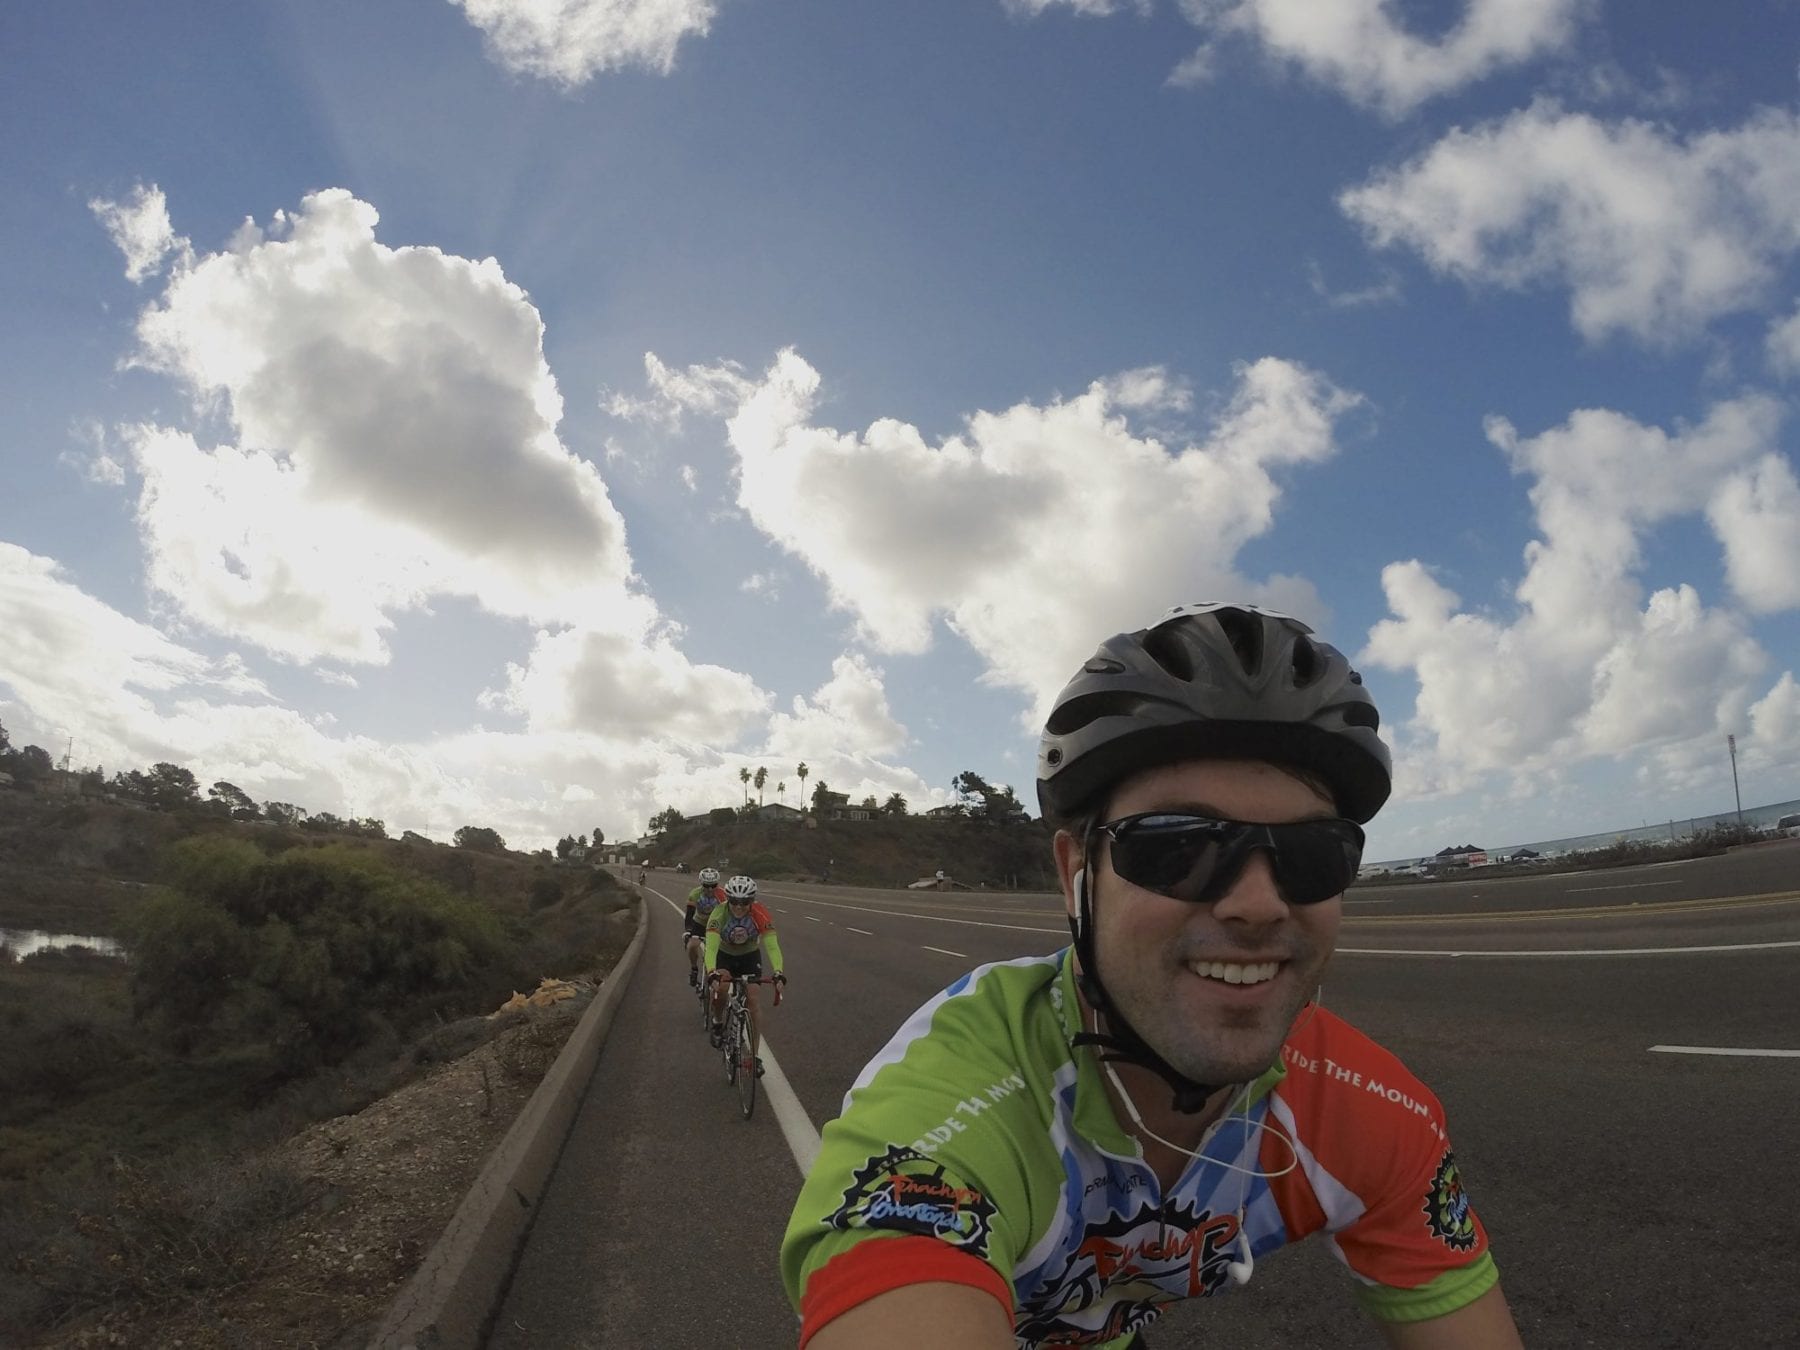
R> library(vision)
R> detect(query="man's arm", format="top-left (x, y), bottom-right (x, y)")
top-left (807, 1284), bottom-right (1012, 1350)
top-left (1377, 1285), bottom-right (1523, 1350)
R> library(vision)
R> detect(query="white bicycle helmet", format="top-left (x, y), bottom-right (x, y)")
top-left (723, 875), bottom-right (757, 901)
top-left (698, 867), bottom-right (721, 886)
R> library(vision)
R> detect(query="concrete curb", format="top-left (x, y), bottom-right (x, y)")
top-left (368, 891), bottom-right (649, 1350)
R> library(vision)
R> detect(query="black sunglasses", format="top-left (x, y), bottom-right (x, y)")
top-left (1094, 812), bottom-right (1364, 907)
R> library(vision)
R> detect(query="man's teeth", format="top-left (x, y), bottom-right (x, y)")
top-left (1190, 961), bottom-right (1281, 985)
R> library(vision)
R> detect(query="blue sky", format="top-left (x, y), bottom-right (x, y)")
top-left (3, 0), bottom-right (1799, 860)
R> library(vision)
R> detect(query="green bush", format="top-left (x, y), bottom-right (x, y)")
top-left (129, 839), bottom-right (514, 1068)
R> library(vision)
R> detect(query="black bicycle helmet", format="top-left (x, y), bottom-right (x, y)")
top-left (1037, 601), bottom-right (1391, 824)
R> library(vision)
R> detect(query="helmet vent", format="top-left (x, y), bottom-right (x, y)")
top-left (1343, 701), bottom-right (1380, 731)
top-left (1213, 607), bottom-right (1263, 676)
top-left (1141, 625), bottom-right (1196, 681)
top-left (1291, 636), bottom-right (1320, 688)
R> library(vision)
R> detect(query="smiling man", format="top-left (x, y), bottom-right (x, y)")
top-left (782, 604), bottom-right (1521, 1348)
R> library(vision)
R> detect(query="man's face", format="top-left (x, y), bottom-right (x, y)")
top-left (1058, 757), bottom-right (1344, 1086)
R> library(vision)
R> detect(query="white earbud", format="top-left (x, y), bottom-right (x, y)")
top-left (1226, 1224), bottom-right (1254, 1286)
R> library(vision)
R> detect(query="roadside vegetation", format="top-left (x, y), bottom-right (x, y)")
top-left (0, 795), bottom-right (635, 1339)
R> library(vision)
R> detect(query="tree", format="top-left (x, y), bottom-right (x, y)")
top-left (754, 766), bottom-right (767, 805)
top-left (860, 794), bottom-right (878, 809)
top-left (592, 826), bottom-right (605, 848)
top-left (0, 715), bottom-right (10, 754)
top-left (303, 811), bottom-right (346, 834)
top-left (776, 780), bottom-right (786, 807)
top-left (353, 817), bottom-right (388, 839)
top-left (556, 834), bottom-right (576, 860)
top-left (11, 744), bottom-right (53, 786)
top-left (739, 767), bottom-right (752, 804)
top-left (882, 792), bottom-right (909, 816)
top-left (208, 780), bottom-right (260, 821)
top-left (810, 779), bottom-right (833, 811)
top-left (263, 801), bottom-right (304, 827)
top-left (648, 805), bottom-right (684, 835)
top-left (145, 762), bottom-right (201, 811)
top-left (796, 761), bottom-right (809, 809)
top-left (454, 825), bottom-right (507, 853)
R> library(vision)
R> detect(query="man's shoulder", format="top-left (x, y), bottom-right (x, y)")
top-left (843, 954), bottom-right (1069, 1105)
top-left (1276, 1005), bottom-right (1452, 1146)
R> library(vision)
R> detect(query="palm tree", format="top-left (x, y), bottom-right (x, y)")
top-left (777, 780), bottom-right (786, 807)
top-left (754, 766), bottom-right (768, 806)
top-left (739, 766), bottom-right (751, 804)
top-left (796, 761), bottom-right (809, 810)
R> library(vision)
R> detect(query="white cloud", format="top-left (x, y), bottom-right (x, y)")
top-left (108, 187), bottom-right (646, 664)
top-left (679, 464), bottom-right (699, 492)
top-left (90, 184), bottom-right (188, 283)
top-left (1706, 454), bottom-right (1800, 613)
top-left (620, 348), bottom-right (1361, 722)
top-left (1341, 103), bottom-right (1800, 344)
top-left (740, 571), bottom-right (779, 599)
top-left (1362, 396), bottom-right (1797, 791)
top-left (481, 623), bottom-right (770, 744)
top-left (1174, 0), bottom-right (1587, 116)
top-left (603, 352), bottom-right (754, 431)
top-left (1768, 304), bottom-right (1800, 377)
top-left (1003, 0), bottom-right (1151, 16)
top-left (748, 652), bottom-right (943, 811)
top-left (450, 0), bottom-right (718, 85)
top-left (0, 541), bottom-right (772, 848)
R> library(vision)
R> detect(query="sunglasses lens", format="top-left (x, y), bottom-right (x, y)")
top-left (1268, 821), bottom-right (1362, 904)
top-left (1108, 817), bottom-right (1231, 903)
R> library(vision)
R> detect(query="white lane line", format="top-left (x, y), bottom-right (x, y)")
top-left (758, 1042), bottom-right (822, 1175)
top-left (805, 915), bottom-right (821, 922)
top-left (923, 946), bottom-right (968, 959)
top-left (1565, 880), bottom-right (1683, 893)
top-left (1340, 939), bottom-right (1800, 957)
top-left (846, 926), bottom-right (874, 936)
top-left (652, 890), bottom-right (821, 1176)
top-left (1650, 1045), bottom-right (1800, 1058)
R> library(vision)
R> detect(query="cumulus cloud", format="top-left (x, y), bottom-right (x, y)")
top-left (103, 186), bottom-right (648, 665)
top-left (749, 652), bottom-right (942, 809)
top-left (603, 352), bottom-right (754, 431)
top-left (1362, 396), bottom-right (1799, 790)
top-left (1341, 103), bottom-right (1800, 345)
top-left (481, 623), bottom-right (770, 744)
top-left (611, 349), bottom-right (1361, 721)
top-left (0, 541), bottom-right (776, 848)
top-left (1173, 0), bottom-right (1587, 116)
top-left (450, 0), bottom-right (718, 85)
top-left (1705, 454), bottom-right (1800, 613)
top-left (90, 184), bottom-right (187, 283)
top-left (1003, 0), bottom-right (1151, 15)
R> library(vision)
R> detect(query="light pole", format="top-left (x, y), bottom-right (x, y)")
top-left (1727, 733), bottom-right (1744, 830)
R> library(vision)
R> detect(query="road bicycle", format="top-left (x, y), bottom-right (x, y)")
top-left (713, 974), bottom-right (782, 1120)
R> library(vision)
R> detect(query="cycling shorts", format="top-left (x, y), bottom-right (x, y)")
top-left (715, 950), bottom-right (763, 981)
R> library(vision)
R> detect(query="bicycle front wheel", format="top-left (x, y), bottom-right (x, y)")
top-left (723, 1009), bottom-right (740, 1084)
top-left (737, 1026), bottom-right (758, 1120)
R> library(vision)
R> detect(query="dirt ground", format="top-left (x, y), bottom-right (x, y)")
top-left (32, 996), bottom-right (591, 1350)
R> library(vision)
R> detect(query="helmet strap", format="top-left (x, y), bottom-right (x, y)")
top-left (1068, 846), bottom-right (1224, 1116)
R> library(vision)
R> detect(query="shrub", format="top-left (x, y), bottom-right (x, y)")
top-left (129, 839), bottom-right (514, 1068)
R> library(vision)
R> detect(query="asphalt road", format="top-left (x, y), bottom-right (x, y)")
top-left (491, 844), bottom-right (1800, 1348)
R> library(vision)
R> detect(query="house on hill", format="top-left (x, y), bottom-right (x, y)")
top-left (755, 803), bottom-right (803, 824)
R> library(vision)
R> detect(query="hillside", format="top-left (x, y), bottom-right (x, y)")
top-left (640, 812), bottom-right (1059, 891)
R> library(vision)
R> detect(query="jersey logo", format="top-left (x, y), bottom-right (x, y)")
top-left (1423, 1150), bottom-right (1477, 1251)
top-left (1014, 1199), bottom-right (1240, 1345)
top-left (828, 1145), bottom-right (996, 1259)
top-left (721, 914), bottom-right (758, 945)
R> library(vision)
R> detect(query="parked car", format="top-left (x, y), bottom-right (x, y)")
top-left (1774, 813), bottom-right (1800, 837)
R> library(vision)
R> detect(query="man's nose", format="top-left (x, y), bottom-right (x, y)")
top-left (1209, 847), bottom-right (1289, 924)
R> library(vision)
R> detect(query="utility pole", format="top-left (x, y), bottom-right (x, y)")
top-left (1727, 734), bottom-right (1744, 829)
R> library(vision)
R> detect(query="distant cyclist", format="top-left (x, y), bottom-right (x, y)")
top-left (683, 867), bottom-right (726, 988)
top-left (704, 874), bottom-right (786, 1078)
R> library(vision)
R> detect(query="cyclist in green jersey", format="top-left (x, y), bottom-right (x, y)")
top-left (704, 874), bottom-right (787, 1076)
top-left (684, 867), bottom-right (727, 988)
top-left (783, 603), bottom-right (1522, 1349)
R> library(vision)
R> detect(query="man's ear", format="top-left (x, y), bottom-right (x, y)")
top-left (1052, 830), bottom-right (1083, 920)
